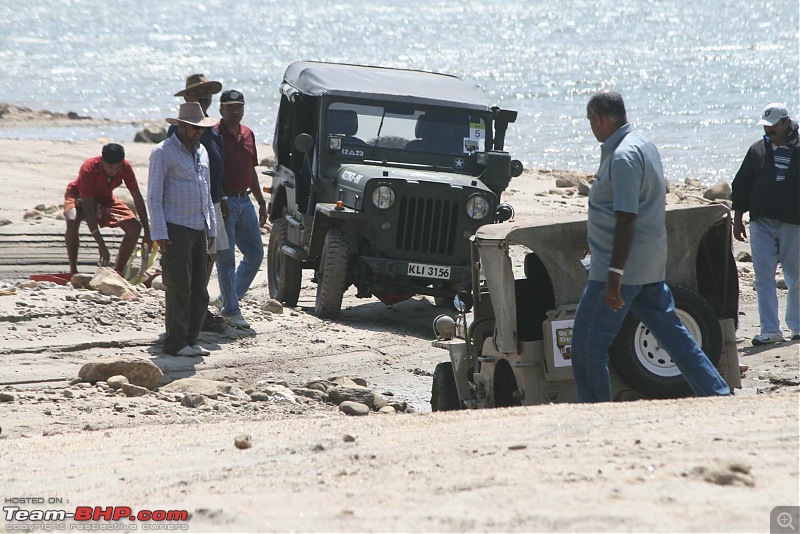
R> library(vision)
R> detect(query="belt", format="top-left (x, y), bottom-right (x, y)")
top-left (225, 190), bottom-right (250, 198)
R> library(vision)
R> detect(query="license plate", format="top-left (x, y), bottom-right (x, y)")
top-left (407, 263), bottom-right (451, 279)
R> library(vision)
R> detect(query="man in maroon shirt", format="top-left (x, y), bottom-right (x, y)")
top-left (64, 143), bottom-right (151, 274)
top-left (214, 90), bottom-right (268, 329)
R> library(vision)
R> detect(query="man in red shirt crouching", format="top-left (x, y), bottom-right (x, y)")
top-left (64, 143), bottom-right (151, 275)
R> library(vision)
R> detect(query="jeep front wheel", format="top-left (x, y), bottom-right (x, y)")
top-left (314, 229), bottom-right (350, 318)
top-left (431, 362), bottom-right (461, 411)
top-left (267, 218), bottom-right (302, 306)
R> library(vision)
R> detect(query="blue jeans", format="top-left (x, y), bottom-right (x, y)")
top-left (571, 280), bottom-right (730, 403)
top-left (749, 218), bottom-right (800, 334)
top-left (215, 197), bottom-right (264, 317)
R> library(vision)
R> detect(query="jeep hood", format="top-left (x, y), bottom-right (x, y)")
top-left (336, 164), bottom-right (494, 194)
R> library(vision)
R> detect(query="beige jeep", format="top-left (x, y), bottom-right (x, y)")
top-left (431, 203), bottom-right (742, 410)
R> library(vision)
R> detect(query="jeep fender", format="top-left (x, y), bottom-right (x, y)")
top-left (309, 203), bottom-right (360, 260)
top-left (268, 166), bottom-right (298, 221)
top-left (268, 184), bottom-right (288, 222)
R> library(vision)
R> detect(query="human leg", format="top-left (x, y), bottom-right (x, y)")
top-left (749, 219), bottom-right (781, 336)
top-left (160, 223), bottom-right (195, 355)
top-left (185, 229), bottom-right (209, 347)
top-left (571, 280), bottom-right (639, 403)
top-left (630, 282), bottom-right (729, 397)
top-left (216, 203), bottom-right (239, 317)
top-left (232, 200), bottom-right (264, 300)
top-left (65, 210), bottom-right (83, 275)
top-left (777, 221), bottom-right (800, 333)
top-left (114, 218), bottom-right (142, 273)
top-left (64, 192), bottom-right (83, 274)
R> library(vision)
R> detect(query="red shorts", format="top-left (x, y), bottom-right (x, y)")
top-left (63, 190), bottom-right (136, 228)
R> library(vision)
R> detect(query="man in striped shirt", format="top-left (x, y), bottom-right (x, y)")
top-left (732, 103), bottom-right (800, 345)
top-left (147, 102), bottom-right (218, 357)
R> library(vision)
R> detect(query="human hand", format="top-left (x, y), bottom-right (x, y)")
top-left (156, 239), bottom-right (170, 253)
top-left (98, 244), bottom-right (110, 267)
top-left (733, 219), bottom-right (747, 242)
top-left (258, 204), bottom-right (267, 227)
top-left (208, 237), bottom-right (215, 251)
top-left (221, 200), bottom-right (230, 221)
top-left (605, 274), bottom-right (624, 311)
top-left (142, 229), bottom-right (153, 248)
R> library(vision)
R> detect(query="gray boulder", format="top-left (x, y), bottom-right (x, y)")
top-left (339, 401), bottom-right (370, 416)
top-left (78, 358), bottom-right (163, 390)
top-left (703, 181), bottom-right (732, 201)
top-left (89, 267), bottom-right (137, 300)
top-left (328, 385), bottom-right (374, 406)
top-left (134, 123), bottom-right (167, 144)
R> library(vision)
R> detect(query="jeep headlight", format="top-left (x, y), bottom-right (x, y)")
top-left (466, 195), bottom-right (490, 220)
top-left (371, 185), bottom-right (396, 210)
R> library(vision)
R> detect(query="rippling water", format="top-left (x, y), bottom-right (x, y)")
top-left (0, 0), bottom-right (797, 184)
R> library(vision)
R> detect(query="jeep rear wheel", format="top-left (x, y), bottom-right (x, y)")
top-left (431, 362), bottom-right (461, 411)
top-left (314, 229), bottom-right (350, 318)
top-left (609, 286), bottom-right (722, 399)
top-left (267, 218), bottom-right (302, 306)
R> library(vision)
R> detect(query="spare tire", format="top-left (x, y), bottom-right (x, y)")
top-left (609, 286), bottom-right (722, 399)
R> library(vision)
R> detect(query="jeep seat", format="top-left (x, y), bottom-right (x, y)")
top-left (405, 112), bottom-right (465, 154)
top-left (328, 109), bottom-right (366, 145)
top-left (515, 253), bottom-right (556, 342)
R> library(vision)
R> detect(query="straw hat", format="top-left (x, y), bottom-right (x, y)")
top-left (165, 102), bottom-right (218, 128)
top-left (174, 73), bottom-right (222, 97)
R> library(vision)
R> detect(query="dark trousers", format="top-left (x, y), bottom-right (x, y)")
top-left (161, 223), bottom-right (209, 354)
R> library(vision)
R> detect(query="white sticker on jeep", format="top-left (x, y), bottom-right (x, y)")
top-left (470, 122), bottom-right (485, 139)
top-left (340, 169), bottom-right (364, 185)
top-left (341, 148), bottom-right (364, 158)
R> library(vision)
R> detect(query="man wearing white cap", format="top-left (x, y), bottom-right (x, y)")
top-left (732, 103), bottom-right (800, 345)
top-left (148, 102), bottom-right (218, 357)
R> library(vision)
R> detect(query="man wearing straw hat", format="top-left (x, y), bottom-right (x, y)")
top-left (171, 73), bottom-right (228, 333)
top-left (147, 102), bottom-right (218, 357)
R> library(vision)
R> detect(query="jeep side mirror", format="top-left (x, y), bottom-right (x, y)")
top-left (294, 133), bottom-right (314, 153)
top-left (510, 159), bottom-right (523, 178)
top-left (454, 291), bottom-right (474, 313)
top-left (496, 202), bottom-right (515, 223)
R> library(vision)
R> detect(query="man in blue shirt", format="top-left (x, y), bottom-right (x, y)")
top-left (570, 90), bottom-right (729, 402)
top-left (148, 102), bottom-right (218, 357)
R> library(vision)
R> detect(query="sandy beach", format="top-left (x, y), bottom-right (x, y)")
top-left (0, 108), bottom-right (798, 533)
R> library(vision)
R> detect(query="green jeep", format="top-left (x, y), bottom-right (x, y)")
top-left (266, 61), bottom-right (523, 318)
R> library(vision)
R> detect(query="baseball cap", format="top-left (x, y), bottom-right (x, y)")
top-left (101, 143), bottom-right (125, 164)
top-left (757, 103), bottom-right (789, 126)
top-left (220, 90), bottom-right (245, 105)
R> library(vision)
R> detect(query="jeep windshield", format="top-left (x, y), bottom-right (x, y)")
top-left (324, 101), bottom-right (489, 165)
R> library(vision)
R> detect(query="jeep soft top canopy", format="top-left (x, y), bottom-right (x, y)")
top-left (280, 61), bottom-right (489, 111)
top-left (473, 204), bottom-right (731, 353)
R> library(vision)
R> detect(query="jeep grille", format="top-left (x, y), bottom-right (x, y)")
top-left (395, 195), bottom-right (459, 256)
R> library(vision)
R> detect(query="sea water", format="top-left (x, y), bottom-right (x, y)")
top-left (0, 0), bottom-right (797, 184)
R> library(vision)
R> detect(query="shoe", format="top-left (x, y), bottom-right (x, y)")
top-left (210, 297), bottom-right (223, 310)
top-left (791, 330), bottom-right (800, 341)
top-left (174, 345), bottom-right (201, 357)
top-left (751, 332), bottom-right (784, 346)
top-left (201, 312), bottom-right (227, 333)
top-left (225, 313), bottom-right (250, 329)
top-left (191, 345), bottom-right (211, 356)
